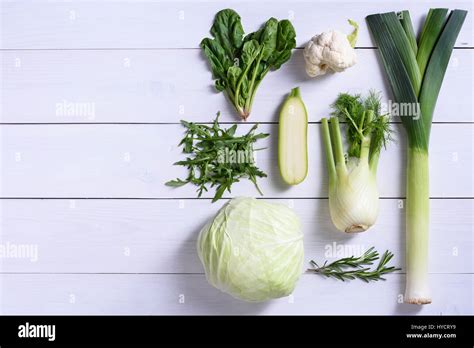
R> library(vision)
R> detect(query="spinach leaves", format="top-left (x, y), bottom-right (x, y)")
top-left (201, 9), bottom-right (296, 120)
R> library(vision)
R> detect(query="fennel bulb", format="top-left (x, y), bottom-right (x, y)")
top-left (321, 92), bottom-right (390, 233)
top-left (197, 197), bottom-right (304, 302)
top-left (329, 157), bottom-right (379, 232)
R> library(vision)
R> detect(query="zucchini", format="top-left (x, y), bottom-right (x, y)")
top-left (278, 87), bottom-right (308, 185)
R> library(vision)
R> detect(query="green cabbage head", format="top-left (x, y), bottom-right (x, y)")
top-left (197, 197), bottom-right (304, 302)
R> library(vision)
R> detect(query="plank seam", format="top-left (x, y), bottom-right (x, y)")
top-left (1, 272), bottom-right (472, 275)
top-left (0, 47), bottom-right (472, 51)
top-left (1, 122), bottom-right (473, 125)
top-left (0, 197), bottom-right (472, 200)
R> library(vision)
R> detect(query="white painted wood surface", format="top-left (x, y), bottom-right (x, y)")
top-left (1, 274), bottom-right (471, 315)
top-left (0, 199), bottom-right (472, 273)
top-left (1, 124), bottom-right (472, 198)
top-left (0, 0), bottom-right (472, 315)
top-left (1, 50), bottom-right (472, 123)
top-left (1, 0), bottom-right (472, 49)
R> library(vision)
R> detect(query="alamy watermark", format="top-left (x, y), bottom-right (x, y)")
top-left (382, 100), bottom-right (421, 120)
top-left (217, 147), bottom-right (256, 164)
top-left (324, 242), bottom-right (365, 258)
top-left (0, 242), bottom-right (38, 262)
top-left (18, 322), bottom-right (55, 341)
top-left (55, 100), bottom-right (95, 120)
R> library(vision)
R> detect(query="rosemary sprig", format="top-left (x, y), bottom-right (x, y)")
top-left (307, 247), bottom-right (401, 282)
top-left (165, 113), bottom-right (269, 202)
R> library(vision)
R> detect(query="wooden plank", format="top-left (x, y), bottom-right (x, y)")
top-left (1, 0), bottom-right (472, 49)
top-left (1, 49), bottom-right (471, 123)
top-left (0, 273), bottom-right (471, 314)
top-left (0, 199), bottom-right (472, 273)
top-left (0, 124), bottom-right (472, 198)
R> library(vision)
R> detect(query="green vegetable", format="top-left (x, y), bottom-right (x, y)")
top-left (166, 114), bottom-right (269, 202)
top-left (197, 197), bottom-right (304, 302)
top-left (308, 247), bottom-right (401, 282)
top-left (347, 19), bottom-right (359, 48)
top-left (201, 9), bottom-right (296, 120)
top-left (321, 91), bottom-right (390, 233)
top-left (366, 8), bottom-right (467, 305)
top-left (278, 87), bottom-right (308, 185)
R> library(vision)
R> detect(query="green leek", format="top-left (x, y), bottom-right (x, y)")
top-left (366, 8), bottom-right (467, 304)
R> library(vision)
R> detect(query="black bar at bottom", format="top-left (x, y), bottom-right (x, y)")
top-left (0, 315), bottom-right (472, 345)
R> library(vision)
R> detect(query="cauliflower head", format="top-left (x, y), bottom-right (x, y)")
top-left (303, 21), bottom-right (358, 77)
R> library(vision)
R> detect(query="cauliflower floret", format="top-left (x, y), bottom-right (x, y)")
top-left (303, 22), bottom-right (358, 77)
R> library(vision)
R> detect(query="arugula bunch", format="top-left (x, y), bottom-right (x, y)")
top-left (201, 9), bottom-right (296, 120)
top-left (166, 115), bottom-right (269, 202)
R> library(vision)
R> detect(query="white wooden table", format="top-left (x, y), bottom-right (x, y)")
top-left (0, 0), bottom-right (472, 315)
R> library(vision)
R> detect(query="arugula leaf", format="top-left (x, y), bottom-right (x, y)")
top-left (201, 9), bottom-right (296, 120)
top-left (166, 114), bottom-right (269, 202)
top-left (165, 178), bottom-right (188, 187)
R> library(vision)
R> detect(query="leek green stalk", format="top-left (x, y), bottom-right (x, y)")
top-left (366, 8), bottom-right (467, 304)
